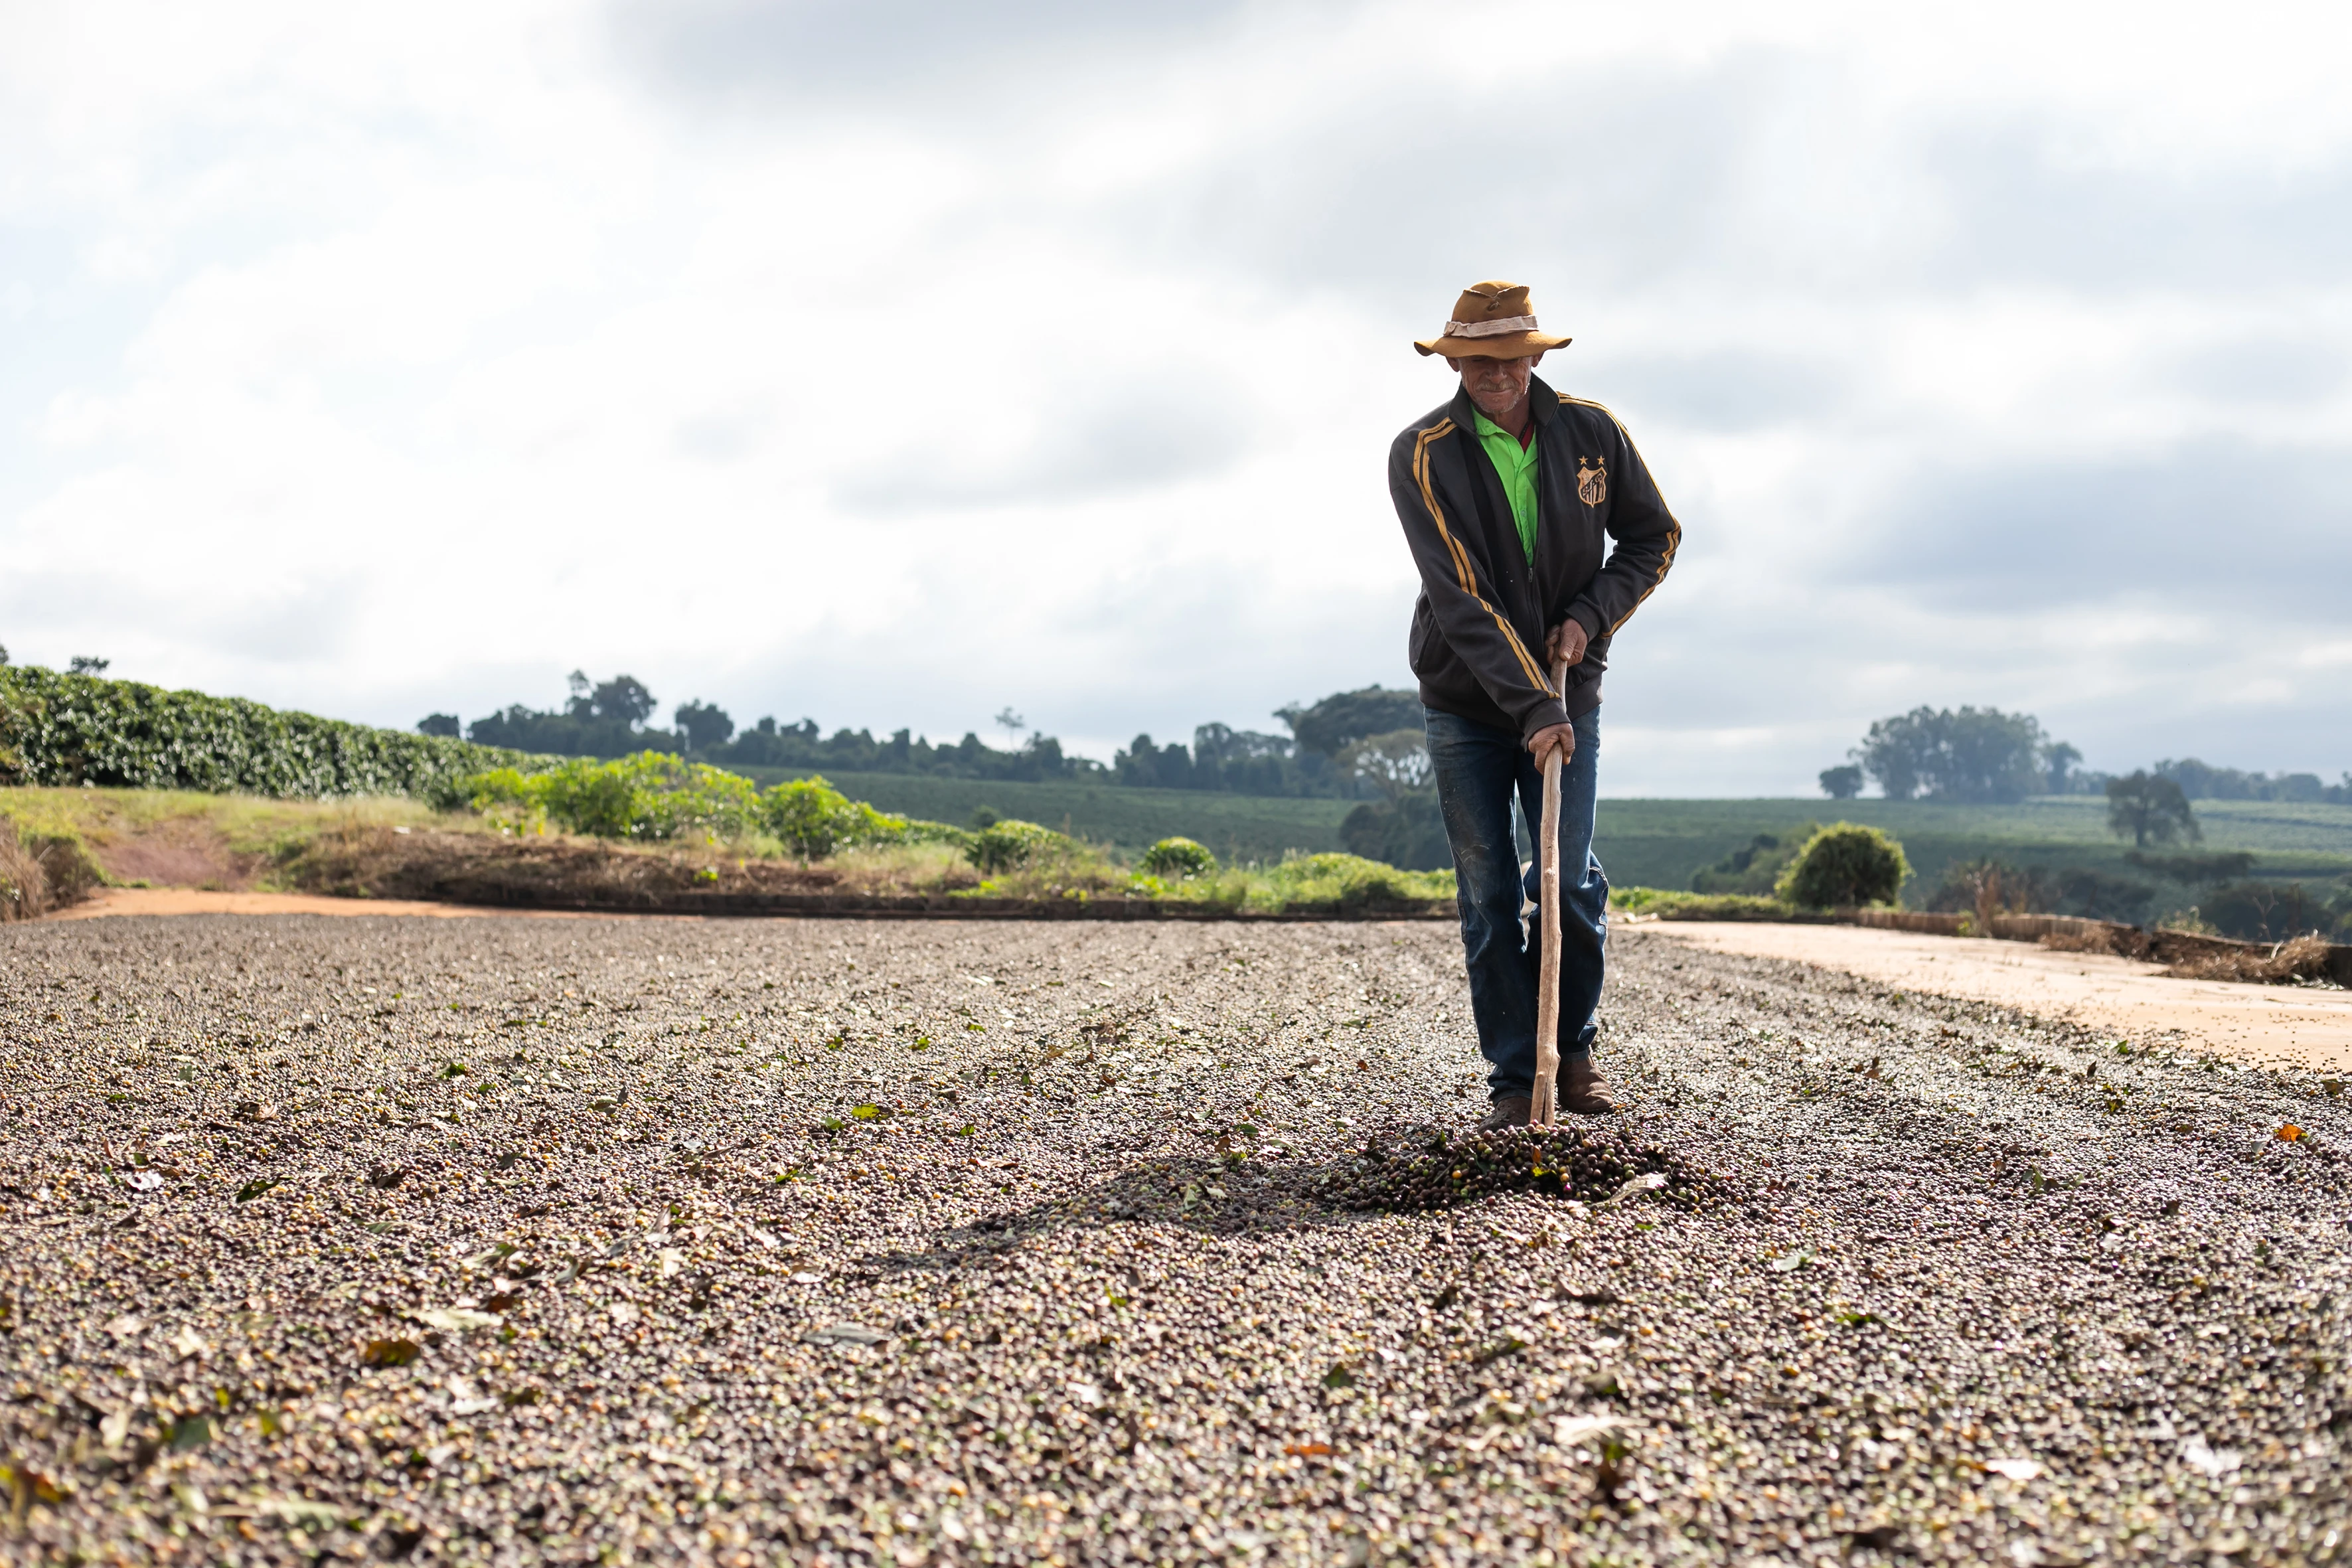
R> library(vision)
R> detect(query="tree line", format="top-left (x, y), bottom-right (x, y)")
top-left (1819, 705), bottom-right (2350, 807)
top-left (421, 676), bottom-right (1431, 800)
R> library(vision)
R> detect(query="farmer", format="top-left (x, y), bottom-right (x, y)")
top-left (1389, 281), bottom-right (1682, 1129)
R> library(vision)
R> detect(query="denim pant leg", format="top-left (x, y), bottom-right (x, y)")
top-left (1425, 707), bottom-right (1541, 1096)
top-left (1518, 707), bottom-right (1607, 1061)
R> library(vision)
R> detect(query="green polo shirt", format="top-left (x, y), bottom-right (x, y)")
top-left (1470, 408), bottom-right (1539, 562)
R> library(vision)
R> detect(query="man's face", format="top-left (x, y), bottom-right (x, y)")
top-left (1445, 351), bottom-right (1544, 418)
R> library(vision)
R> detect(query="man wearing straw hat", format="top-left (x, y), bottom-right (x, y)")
top-left (1389, 281), bottom-right (1682, 1131)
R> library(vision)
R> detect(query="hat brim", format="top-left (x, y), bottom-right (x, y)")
top-left (1413, 330), bottom-right (1571, 359)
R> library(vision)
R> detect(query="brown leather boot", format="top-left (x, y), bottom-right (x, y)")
top-left (1559, 1058), bottom-right (1616, 1115)
top-left (1478, 1093), bottom-right (1531, 1132)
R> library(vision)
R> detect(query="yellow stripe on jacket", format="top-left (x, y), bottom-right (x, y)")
top-left (1411, 418), bottom-right (1554, 696)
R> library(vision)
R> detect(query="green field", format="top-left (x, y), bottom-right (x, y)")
top-left (1591, 797), bottom-right (2352, 904)
top-left (742, 770), bottom-right (2352, 904)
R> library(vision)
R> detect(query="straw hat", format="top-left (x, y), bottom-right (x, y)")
top-left (1413, 280), bottom-right (1571, 359)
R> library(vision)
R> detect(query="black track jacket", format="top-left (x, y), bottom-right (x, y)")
top-left (1387, 374), bottom-right (1681, 741)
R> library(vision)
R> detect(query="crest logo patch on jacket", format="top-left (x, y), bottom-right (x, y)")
top-left (1576, 457), bottom-right (1607, 507)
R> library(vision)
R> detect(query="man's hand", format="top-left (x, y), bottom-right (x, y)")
top-left (1547, 618), bottom-right (1590, 668)
top-left (1526, 722), bottom-right (1575, 769)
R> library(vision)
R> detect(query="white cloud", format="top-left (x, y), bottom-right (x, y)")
top-left (3, 0), bottom-right (2349, 793)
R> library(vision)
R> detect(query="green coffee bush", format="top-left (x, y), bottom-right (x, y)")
top-left (1774, 823), bottom-right (1909, 909)
top-left (765, 776), bottom-right (907, 860)
top-left (460, 763), bottom-right (969, 855)
top-left (463, 753), bottom-right (761, 841)
top-left (1261, 852), bottom-right (1454, 909)
top-left (0, 665), bottom-right (532, 801)
top-left (1139, 836), bottom-right (1217, 878)
top-left (966, 819), bottom-right (1071, 875)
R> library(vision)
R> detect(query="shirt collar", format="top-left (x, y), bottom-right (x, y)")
top-left (1472, 404), bottom-right (1537, 453)
top-left (1450, 372), bottom-right (1557, 438)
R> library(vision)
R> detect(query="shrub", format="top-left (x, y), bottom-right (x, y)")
top-left (966, 819), bottom-right (1071, 875)
top-left (0, 664), bottom-right (534, 801)
top-left (463, 752), bottom-right (762, 842)
top-left (2050, 867), bottom-right (2156, 925)
top-left (1689, 826), bottom-right (1816, 897)
top-left (766, 778), bottom-right (967, 860)
top-left (1774, 823), bottom-right (1909, 909)
top-left (1259, 852), bottom-right (1453, 910)
top-left (1139, 836), bottom-right (1217, 878)
top-left (1926, 858), bottom-right (2053, 923)
top-left (897, 818), bottom-right (975, 852)
top-left (458, 762), bottom-right (967, 858)
top-left (2200, 881), bottom-right (2328, 943)
top-left (765, 776), bottom-right (905, 860)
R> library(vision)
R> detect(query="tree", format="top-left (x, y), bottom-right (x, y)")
top-left (2106, 770), bottom-right (2199, 848)
top-left (565, 669), bottom-right (657, 726)
top-left (993, 707), bottom-right (1027, 744)
top-left (589, 674), bottom-right (657, 726)
top-left (2148, 757), bottom-right (2345, 803)
top-left (1113, 734), bottom-right (1194, 789)
top-left (673, 700), bottom-right (735, 753)
top-left (1818, 764), bottom-right (1863, 799)
top-left (1336, 730), bottom-right (1433, 803)
top-left (1934, 707), bottom-right (2047, 801)
top-left (1851, 705), bottom-right (2057, 803)
top-left (1333, 729), bottom-right (1447, 870)
top-left (416, 713), bottom-right (461, 738)
top-left (1854, 709), bottom-right (1930, 799)
top-left (2040, 740), bottom-right (2082, 794)
top-left (68, 655), bottom-right (110, 676)
top-left (1277, 686), bottom-right (1424, 759)
top-left (468, 671), bottom-right (675, 757)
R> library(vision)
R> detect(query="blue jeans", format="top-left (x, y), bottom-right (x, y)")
top-left (1424, 704), bottom-right (1607, 1098)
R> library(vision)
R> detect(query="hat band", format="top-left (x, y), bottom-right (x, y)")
top-left (1443, 315), bottom-right (1539, 339)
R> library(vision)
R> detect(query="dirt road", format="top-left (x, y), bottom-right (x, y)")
top-left (3, 915), bottom-right (2345, 1565)
top-left (1652, 919), bottom-right (2352, 1071)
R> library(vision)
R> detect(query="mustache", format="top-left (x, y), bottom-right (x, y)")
top-left (1467, 379), bottom-right (1528, 406)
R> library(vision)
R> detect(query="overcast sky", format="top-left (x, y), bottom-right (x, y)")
top-left (5, 0), bottom-right (2349, 794)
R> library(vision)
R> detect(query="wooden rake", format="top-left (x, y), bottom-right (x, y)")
top-left (1529, 657), bottom-right (1570, 1129)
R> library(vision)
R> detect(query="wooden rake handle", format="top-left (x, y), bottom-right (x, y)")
top-left (1529, 659), bottom-right (1569, 1129)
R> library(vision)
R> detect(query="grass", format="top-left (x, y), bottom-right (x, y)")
top-left (0, 785), bottom-right (1449, 916)
top-left (0, 786), bottom-right (446, 886)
